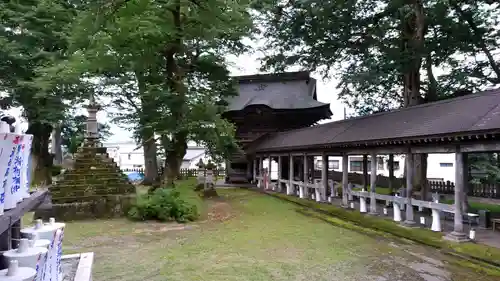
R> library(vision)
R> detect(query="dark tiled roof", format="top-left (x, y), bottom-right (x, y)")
top-left (253, 88), bottom-right (500, 152)
top-left (226, 71), bottom-right (331, 115)
top-left (235, 71), bottom-right (312, 84)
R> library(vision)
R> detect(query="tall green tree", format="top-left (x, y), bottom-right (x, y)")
top-left (0, 0), bottom-right (89, 184)
top-left (50, 0), bottom-right (254, 186)
top-left (259, 0), bottom-right (499, 111)
top-left (258, 0), bottom-right (500, 198)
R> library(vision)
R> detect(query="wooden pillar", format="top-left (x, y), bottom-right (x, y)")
top-left (225, 159), bottom-right (230, 183)
top-left (404, 153), bottom-right (416, 225)
top-left (11, 220), bottom-right (20, 249)
top-left (277, 156), bottom-right (282, 180)
top-left (0, 226), bottom-right (10, 269)
top-left (261, 157), bottom-right (264, 176)
top-left (302, 154), bottom-right (307, 182)
top-left (288, 155), bottom-right (294, 195)
top-left (362, 155), bottom-right (368, 190)
top-left (303, 154), bottom-right (309, 197)
top-left (369, 151), bottom-right (378, 215)
top-left (267, 156), bottom-right (272, 189)
top-left (445, 152), bottom-right (469, 242)
top-left (255, 157), bottom-right (259, 176)
top-left (388, 154), bottom-right (394, 194)
top-left (246, 158), bottom-right (252, 182)
top-left (342, 153), bottom-right (349, 207)
top-left (0, 225), bottom-right (11, 251)
top-left (278, 155), bottom-right (282, 191)
top-left (268, 157), bottom-right (272, 177)
top-left (253, 158), bottom-right (257, 183)
top-left (309, 156), bottom-right (314, 180)
top-left (321, 152), bottom-right (328, 194)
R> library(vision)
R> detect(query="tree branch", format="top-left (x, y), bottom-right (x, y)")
top-left (451, 3), bottom-right (500, 83)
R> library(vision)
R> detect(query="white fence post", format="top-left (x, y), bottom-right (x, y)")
top-left (393, 196), bottom-right (402, 222)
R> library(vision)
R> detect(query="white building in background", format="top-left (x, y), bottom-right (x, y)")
top-left (103, 141), bottom-right (222, 171)
top-left (262, 153), bottom-right (456, 182)
top-left (104, 141), bottom-right (144, 170)
top-left (105, 139), bottom-right (457, 181)
top-left (181, 147), bottom-right (219, 169)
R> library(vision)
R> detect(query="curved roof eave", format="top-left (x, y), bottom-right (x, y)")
top-left (224, 101), bottom-right (331, 113)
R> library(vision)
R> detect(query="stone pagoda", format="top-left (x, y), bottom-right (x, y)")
top-left (36, 94), bottom-right (136, 220)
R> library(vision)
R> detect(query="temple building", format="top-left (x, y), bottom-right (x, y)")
top-left (222, 71), bottom-right (332, 183)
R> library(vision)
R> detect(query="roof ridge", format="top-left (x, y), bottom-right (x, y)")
top-left (286, 87), bottom-right (500, 134)
top-left (232, 71), bottom-right (310, 79)
top-left (233, 71), bottom-right (311, 84)
top-left (357, 87), bottom-right (500, 118)
top-left (468, 102), bottom-right (500, 130)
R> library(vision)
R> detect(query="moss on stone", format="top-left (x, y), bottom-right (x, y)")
top-left (35, 195), bottom-right (135, 221)
top-left (48, 142), bottom-right (136, 219)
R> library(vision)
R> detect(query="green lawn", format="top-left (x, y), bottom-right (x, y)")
top-left (24, 182), bottom-right (500, 281)
top-left (442, 199), bottom-right (500, 213)
top-left (352, 186), bottom-right (392, 195)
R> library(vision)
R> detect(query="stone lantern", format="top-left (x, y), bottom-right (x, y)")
top-left (196, 159), bottom-right (205, 185)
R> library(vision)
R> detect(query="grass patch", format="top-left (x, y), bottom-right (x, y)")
top-left (295, 207), bottom-right (500, 277)
top-left (443, 199), bottom-right (500, 213)
top-left (352, 186), bottom-right (392, 195)
top-left (58, 188), bottom-right (398, 280)
top-left (171, 178), bottom-right (206, 215)
top-left (269, 191), bottom-right (500, 270)
top-left (23, 181), bottom-right (500, 280)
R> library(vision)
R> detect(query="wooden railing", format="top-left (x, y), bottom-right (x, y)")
top-left (311, 170), bottom-right (404, 189)
top-left (428, 180), bottom-right (500, 199)
top-left (310, 170), bottom-right (500, 199)
top-left (255, 175), bottom-right (459, 234)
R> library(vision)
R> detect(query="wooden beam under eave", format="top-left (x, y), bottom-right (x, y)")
top-left (252, 139), bottom-right (500, 156)
top-left (344, 147), bottom-right (408, 155)
top-left (459, 142), bottom-right (500, 153)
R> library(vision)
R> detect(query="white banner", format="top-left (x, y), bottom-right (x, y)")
top-left (21, 134), bottom-right (33, 199)
top-left (40, 227), bottom-right (64, 281)
top-left (3, 134), bottom-right (22, 210)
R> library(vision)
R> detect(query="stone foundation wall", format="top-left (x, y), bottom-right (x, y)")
top-left (35, 195), bottom-right (135, 221)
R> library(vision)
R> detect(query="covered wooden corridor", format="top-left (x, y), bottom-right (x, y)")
top-left (248, 88), bottom-right (500, 242)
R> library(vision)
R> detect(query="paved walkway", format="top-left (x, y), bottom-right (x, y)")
top-left (215, 180), bottom-right (500, 249)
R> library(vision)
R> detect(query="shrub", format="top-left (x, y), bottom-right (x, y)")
top-left (51, 165), bottom-right (63, 177)
top-left (128, 188), bottom-right (199, 223)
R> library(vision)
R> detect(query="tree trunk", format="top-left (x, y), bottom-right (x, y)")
top-left (401, 1), bottom-right (426, 197)
top-left (414, 154), bottom-right (428, 199)
top-left (27, 122), bottom-right (53, 186)
top-left (164, 154), bottom-right (182, 187)
top-left (51, 123), bottom-right (63, 166)
top-left (142, 133), bottom-right (159, 186)
top-left (160, 0), bottom-right (187, 188)
top-left (161, 132), bottom-right (187, 187)
top-left (135, 70), bottom-right (159, 186)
